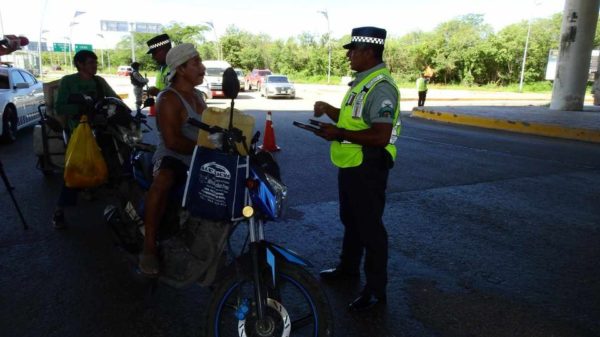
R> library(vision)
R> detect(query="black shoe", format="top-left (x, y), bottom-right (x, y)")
top-left (348, 293), bottom-right (386, 311)
top-left (319, 267), bottom-right (360, 281)
top-left (52, 210), bottom-right (67, 230)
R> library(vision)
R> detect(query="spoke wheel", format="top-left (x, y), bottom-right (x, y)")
top-left (206, 255), bottom-right (333, 337)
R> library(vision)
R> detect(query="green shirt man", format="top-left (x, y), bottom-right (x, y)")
top-left (55, 72), bottom-right (118, 131)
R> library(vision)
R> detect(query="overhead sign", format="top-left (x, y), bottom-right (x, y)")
top-left (53, 42), bottom-right (71, 52)
top-left (75, 44), bottom-right (93, 52)
top-left (101, 20), bottom-right (129, 32)
top-left (101, 20), bottom-right (162, 33)
top-left (132, 22), bottom-right (162, 33)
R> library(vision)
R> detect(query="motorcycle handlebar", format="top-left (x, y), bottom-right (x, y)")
top-left (187, 118), bottom-right (225, 134)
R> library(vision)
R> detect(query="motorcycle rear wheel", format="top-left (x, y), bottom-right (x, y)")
top-left (206, 257), bottom-right (333, 337)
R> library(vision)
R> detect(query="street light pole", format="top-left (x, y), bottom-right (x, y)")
top-left (518, 22), bottom-right (532, 92)
top-left (68, 22), bottom-right (78, 71)
top-left (68, 11), bottom-right (86, 72)
top-left (518, 0), bottom-right (542, 92)
top-left (63, 37), bottom-right (70, 70)
top-left (318, 10), bottom-right (331, 84)
top-left (203, 21), bottom-right (222, 60)
top-left (37, 0), bottom-right (49, 79)
top-left (130, 22), bottom-right (136, 62)
top-left (37, 30), bottom-right (49, 79)
top-left (97, 34), bottom-right (105, 70)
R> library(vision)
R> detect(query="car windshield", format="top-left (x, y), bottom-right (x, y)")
top-left (268, 76), bottom-right (289, 83)
top-left (235, 70), bottom-right (243, 77)
top-left (206, 68), bottom-right (225, 76)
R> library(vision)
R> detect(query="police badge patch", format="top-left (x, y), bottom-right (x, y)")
top-left (378, 99), bottom-right (394, 118)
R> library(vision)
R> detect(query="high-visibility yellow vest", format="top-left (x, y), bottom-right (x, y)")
top-left (155, 65), bottom-right (170, 91)
top-left (330, 68), bottom-right (401, 168)
top-left (416, 77), bottom-right (427, 91)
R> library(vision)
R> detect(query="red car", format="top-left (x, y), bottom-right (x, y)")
top-left (244, 69), bottom-right (271, 91)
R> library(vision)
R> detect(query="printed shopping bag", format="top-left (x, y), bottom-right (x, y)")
top-left (183, 146), bottom-right (249, 221)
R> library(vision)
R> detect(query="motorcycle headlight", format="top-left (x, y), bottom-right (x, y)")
top-left (118, 124), bottom-right (143, 145)
top-left (264, 173), bottom-right (287, 218)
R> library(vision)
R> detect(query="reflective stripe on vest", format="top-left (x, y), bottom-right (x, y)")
top-left (330, 68), bottom-right (401, 168)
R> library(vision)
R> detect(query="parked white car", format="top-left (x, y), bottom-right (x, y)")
top-left (0, 64), bottom-right (44, 143)
top-left (196, 81), bottom-right (212, 100)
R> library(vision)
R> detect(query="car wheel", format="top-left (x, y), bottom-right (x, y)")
top-left (2, 105), bottom-right (18, 143)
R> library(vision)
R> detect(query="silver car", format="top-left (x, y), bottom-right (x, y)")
top-left (0, 64), bottom-right (44, 143)
top-left (235, 68), bottom-right (246, 92)
top-left (261, 75), bottom-right (295, 99)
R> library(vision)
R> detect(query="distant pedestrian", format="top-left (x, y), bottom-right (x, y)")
top-left (416, 72), bottom-right (428, 107)
top-left (130, 62), bottom-right (149, 115)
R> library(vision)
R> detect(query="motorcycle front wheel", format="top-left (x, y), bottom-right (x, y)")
top-left (206, 258), bottom-right (333, 337)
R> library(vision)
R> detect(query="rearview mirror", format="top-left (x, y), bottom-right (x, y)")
top-left (222, 67), bottom-right (240, 99)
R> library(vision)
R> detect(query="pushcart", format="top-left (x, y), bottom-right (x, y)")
top-left (33, 80), bottom-right (66, 175)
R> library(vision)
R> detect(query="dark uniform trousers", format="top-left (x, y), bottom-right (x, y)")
top-left (337, 147), bottom-right (391, 298)
top-left (418, 90), bottom-right (427, 107)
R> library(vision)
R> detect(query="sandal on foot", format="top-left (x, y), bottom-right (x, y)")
top-left (52, 210), bottom-right (67, 230)
top-left (139, 253), bottom-right (159, 276)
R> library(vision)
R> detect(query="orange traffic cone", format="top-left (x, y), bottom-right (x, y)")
top-left (259, 111), bottom-right (281, 152)
top-left (148, 104), bottom-right (156, 117)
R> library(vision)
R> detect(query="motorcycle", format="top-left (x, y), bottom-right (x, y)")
top-left (103, 68), bottom-right (334, 337)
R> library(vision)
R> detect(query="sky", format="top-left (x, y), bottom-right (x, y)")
top-left (1, 0), bottom-right (566, 49)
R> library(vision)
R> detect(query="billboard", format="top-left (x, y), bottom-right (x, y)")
top-left (546, 49), bottom-right (599, 82)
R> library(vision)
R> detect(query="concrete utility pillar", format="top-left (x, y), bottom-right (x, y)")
top-left (550, 0), bottom-right (600, 111)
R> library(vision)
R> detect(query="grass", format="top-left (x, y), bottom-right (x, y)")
top-left (287, 73), bottom-right (557, 94)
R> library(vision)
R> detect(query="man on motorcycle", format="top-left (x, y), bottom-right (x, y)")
top-left (139, 43), bottom-right (207, 276)
top-left (52, 50), bottom-right (120, 229)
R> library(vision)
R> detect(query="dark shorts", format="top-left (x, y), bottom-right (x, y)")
top-left (153, 156), bottom-right (189, 185)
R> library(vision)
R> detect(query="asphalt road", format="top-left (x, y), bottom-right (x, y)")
top-left (1, 92), bottom-right (600, 337)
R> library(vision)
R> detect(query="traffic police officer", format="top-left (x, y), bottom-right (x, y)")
top-left (145, 33), bottom-right (172, 96)
top-left (416, 72), bottom-right (428, 106)
top-left (313, 26), bottom-right (401, 311)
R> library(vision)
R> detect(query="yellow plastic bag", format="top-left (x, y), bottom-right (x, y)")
top-left (64, 115), bottom-right (108, 188)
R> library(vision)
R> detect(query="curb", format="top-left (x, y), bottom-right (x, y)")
top-left (410, 108), bottom-right (600, 143)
